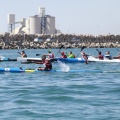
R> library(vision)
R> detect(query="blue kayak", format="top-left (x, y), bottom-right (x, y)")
top-left (0, 57), bottom-right (17, 61)
top-left (1, 68), bottom-right (120, 73)
top-left (55, 58), bottom-right (85, 63)
top-left (0, 68), bottom-right (103, 73)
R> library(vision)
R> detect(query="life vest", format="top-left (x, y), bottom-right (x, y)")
top-left (61, 55), bottom-right (67, 58)
top-left (82, 55), bottom-right (88, 60)
top-left (44, 59), bottom-right (52, 70)
top-left (49, 53), bottom-right (54, 58)
top-left (98, 55), bottom-right (103, 60)
top-left (45, 63), bottom-right (52, 70)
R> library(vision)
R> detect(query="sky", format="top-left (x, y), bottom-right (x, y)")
top-left (0, 0), bottom-right (120, 35)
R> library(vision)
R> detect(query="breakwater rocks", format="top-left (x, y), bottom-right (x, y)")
top-left (0, 33), bottom-right (120, 49)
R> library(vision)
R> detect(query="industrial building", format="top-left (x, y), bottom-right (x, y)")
top-left (7, 7), bottom-right (59, 34)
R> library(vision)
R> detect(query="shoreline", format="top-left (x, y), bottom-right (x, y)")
top-left (0, 33), bottom-right (120, 49)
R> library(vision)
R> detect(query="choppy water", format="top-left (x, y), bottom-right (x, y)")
top-left (0, 48), bottom-right (120, 120)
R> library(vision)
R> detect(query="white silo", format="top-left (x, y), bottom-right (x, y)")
top-left (29, 16), bottom-right (41, 34)
top-left (45, 16), bottom-right (55, 34)
top-left (25, 18), bottom-right (30, 34)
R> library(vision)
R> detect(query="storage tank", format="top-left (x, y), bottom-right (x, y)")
top-left (45, 16), bottom-right (55, 34)
top-left (7, 14), bottom-right (15, 24)
top-left (29, 16), bottom-right (41, 34)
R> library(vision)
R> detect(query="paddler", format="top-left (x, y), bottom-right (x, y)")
top-left (66, 51), bottom-right (75, 58)
top-left (36, 55), bottom-right (52, 71)
top-left (18, 51), bottom-right (27, 58)
top-left (104, 51), bottom-right (112, 60)
top-left (96, 52), bottom-right (104, 60)
top-left (81, 52), bottom-right (89, 64)
top-left (59, 52), bottom-right (67, 58)
top-left (44, 50), bottom-right (54, 59)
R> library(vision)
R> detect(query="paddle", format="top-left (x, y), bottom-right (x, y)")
top-left (17, 46), bottom-right (21, 55)
top-left (36, 54), bottom-right (41, 56)
top-left (76, 46), bottom-right (85, 57)
top-left (116, 48), bottom-right (120, 52)
top-left (55, 45), bottom-right (64, 57)
top-left (96, 48), bottom-right (100, 53)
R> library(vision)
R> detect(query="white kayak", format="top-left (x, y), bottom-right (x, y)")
top-left (88, 56), bottom-right (120, 63)
top-left (17, 57), bottom-right (42, 62)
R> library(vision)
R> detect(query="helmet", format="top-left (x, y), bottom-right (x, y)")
top-left (42, 55), bottom-right (46, 60)
top-left (48, 50), bottom-right (51, 53)
top-left (61, 52), bottom-right (64, 55)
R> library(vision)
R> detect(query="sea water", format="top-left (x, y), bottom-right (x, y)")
top-left (0, 48), bottom-right (120, 120)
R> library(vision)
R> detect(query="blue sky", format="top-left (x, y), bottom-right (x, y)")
top-left (0, 0), bottom-right (120, 35)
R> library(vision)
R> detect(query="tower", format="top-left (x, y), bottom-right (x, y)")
top-left (7, 14), bottom-right (15, 33)
top-left (39, 7), bottom-right (46, 34)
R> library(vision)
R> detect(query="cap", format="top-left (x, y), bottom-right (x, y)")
top-left (22, 51), bottom-right (25, 53)
top-left (48, 50), bottom-right (51, 53)
top-left (106, 52), bottom-right (109, 54)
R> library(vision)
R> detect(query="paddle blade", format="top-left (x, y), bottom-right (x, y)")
top-left (80, 46), bottom-right (85, 52)
top-left (60, 45), bottom-right (64, 49)
top-left (96, 49), bottom-right (100, 53)
top-left (36, 54), bottom-right (41, 56)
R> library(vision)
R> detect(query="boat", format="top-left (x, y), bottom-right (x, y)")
top-left (1, 67), bottom-right (120, 73)
top-left (0, 56), bottom-right (17, 61)
top-left (0, 67), bottom-right (103, 73)
top-left (17, 57), bottom-right (86, 63)
top-left (88, 56), bottom-right (120, 63)
top-left (55, 58), bottom-right (85, 63)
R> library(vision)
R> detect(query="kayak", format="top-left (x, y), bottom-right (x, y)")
top-left (0, 67), bottom-right (103, 73)
top-left (17, 57), bottom-right (42, 62)
top-left (1, 67), bottom-right (120, 73)
top-left (88, 56), bottom-right (120, 63)
top-left (17, 57), bottom-right (86, 63)
top-left (0, 56), bottom-right (17, 61)
top-left (55, 58), bottom-right (85, 63)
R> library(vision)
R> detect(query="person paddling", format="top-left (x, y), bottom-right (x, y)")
top-left (81, 52), bottom-right (89, 64)
top-left (97, 52), bottom-right (104, 60)
top-left (18, 51), bottom-right (27, 58)
top-left (66, 51), bottom-right (75, 58)
top-left (104, 51), bottom-right (112, 60)
top-left (45, 50), bottom-right (54, 59)
top-left (60, 52), bottom-right (67, 58)
top-left (36, 55), bottom-right (52, 71)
